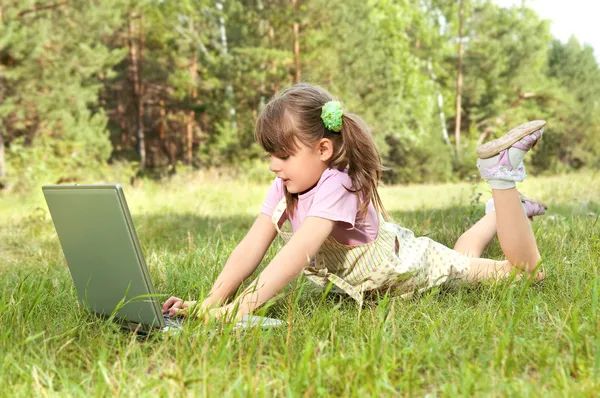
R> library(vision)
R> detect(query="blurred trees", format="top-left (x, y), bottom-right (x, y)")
top-left (0, 0), bottom-right (126, 188)
top-left (0, 0), bottom-right (599, 189)
top-left (546, 38), bottom-right (600, 169)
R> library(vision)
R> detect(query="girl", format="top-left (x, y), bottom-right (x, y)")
top-left (162, 83), bottom-right (546, 321)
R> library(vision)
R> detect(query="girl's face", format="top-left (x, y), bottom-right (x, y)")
top-left (268, 139), bottom-right (331, 194)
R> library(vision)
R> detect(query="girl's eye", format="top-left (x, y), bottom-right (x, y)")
top-left (266, 153), bottom-right (289, 160)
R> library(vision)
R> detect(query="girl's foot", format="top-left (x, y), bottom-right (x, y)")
top-left (514, 268), bottom-right (546, 282)
top-left (477, 120), bottom-right (546, 189)
top-left (485, 193), bottom-right (548, 218)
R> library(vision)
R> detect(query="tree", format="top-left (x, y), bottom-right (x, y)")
top-left (546, 37), bottom-right (600, 168)
top-left (127, 10), bottom-right (146, 168)
top-left (1, 0), bottom-right (597, 188)
top-left (454, 0), bottom-right (465, 155)
top-left (0, 0), bottom-right (126, 189)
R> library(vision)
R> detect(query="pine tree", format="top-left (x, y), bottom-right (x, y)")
top-left (0, 0), bottom-right (126, 188)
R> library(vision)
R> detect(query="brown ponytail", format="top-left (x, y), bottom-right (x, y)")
top-left (330, 113), bottom-right (389, 220)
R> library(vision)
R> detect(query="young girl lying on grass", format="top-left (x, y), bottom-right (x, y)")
top-left (163, 83), bottom-right (546, 321)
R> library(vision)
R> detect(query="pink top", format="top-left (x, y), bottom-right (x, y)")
top-left (261, 168), bottom-right (379, 246)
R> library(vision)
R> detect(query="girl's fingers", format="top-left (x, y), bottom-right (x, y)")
top-left (167, 300), bottom-right (199, 317)
top-left (162, 296), bottom-right (183, 313)
top-left (168, 303), bottom-right (182, 316)
top-left (162, 297), bottom-right (198, 314)
top-left (182, 300), bottom-right (197, 309)
top-left (164, 302), bottom-right (232, 320)
top-left (207, 305), bottom-right (235, 323)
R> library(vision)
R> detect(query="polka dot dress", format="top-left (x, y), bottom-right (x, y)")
top-left (271, 197), bottom-right (471, 305)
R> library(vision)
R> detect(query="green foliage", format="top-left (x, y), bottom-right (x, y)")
top-left (0, 0), bottom-right (599, 188)
top-left (383, 133), bottom-right (455, 184)
top-left (7, 110), bottom-right (113, 191)
top-left (545, 38), bottom-right (600, 169)
top-left (0, 0), bottom-right (126, 189)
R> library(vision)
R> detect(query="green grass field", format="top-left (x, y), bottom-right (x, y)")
top-left (1, 171), bottom-right (599, 396)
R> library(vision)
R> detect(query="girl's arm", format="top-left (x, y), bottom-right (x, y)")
top-left (201, 213), bottom-right (278, 308)
top-left (224, 216), bottom-right (335, 320)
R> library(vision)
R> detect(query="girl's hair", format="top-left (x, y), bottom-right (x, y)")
top-left (255, 83), bottom-right (389, 220)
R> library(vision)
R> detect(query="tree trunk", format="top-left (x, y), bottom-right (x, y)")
top-left (186, 19), bottom-right (198, 165)
top-left (137, 14), bottom-right (146, 168)
top-left (292, 0), bottom-right (300, 83)
top-left (0, 7), bottom-right (4, 184)
top-left (0, 134), bottom-right (6, 183)
top-left (216, 1), bottom-right (236, 129)
top-left (427, 60), bottom-right (450, 147)
top-left (117, 102), bottom-right (128, 147)
top-left (186, 112), bottom-right (193, 165)
top-left (454, 0), bottom-right (465, 155)
top-left (257, 0), bottom-right (267, 108)
top-left (128, 12), bottom-right (146, 169)
top-left (159, 100), bottom-right (166, 141)
top-left (0, 0), bottom-right (4, 182)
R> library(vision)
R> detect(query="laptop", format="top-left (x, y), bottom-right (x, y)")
top-left (42, 184), bottom-right (284, 333)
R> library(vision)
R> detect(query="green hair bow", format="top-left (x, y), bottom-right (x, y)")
top-left (321, 100), bottom-right (343, 132)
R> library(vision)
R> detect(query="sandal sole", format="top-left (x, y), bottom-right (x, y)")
top-left (477, 120), bottom-right (547, 159)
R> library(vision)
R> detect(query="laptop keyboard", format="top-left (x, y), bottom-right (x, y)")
top-left (163, 313), bottom-right (183, 327)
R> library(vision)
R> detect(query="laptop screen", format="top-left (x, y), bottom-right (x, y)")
top-left (43, 184), bottom-right (164, 330)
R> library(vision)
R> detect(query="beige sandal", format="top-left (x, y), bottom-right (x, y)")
top-left (477, 120), bottom-right (546, 159)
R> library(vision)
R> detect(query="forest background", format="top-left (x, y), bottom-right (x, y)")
top-left (1, 0), bottom-right (599, 192)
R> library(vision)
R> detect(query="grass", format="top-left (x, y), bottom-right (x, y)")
top-left (1, 170), bottom-right (599, 396)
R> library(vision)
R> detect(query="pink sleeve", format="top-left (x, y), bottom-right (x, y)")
top-left (260, 177), bottom-right (284, 217)
top-left (306, 173), bottom-right (358, 228)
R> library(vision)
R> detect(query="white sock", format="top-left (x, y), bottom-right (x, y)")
top-left (477, 143), bottom-right (532, 190)
top-left (486, 179), bottom-right (517, 190)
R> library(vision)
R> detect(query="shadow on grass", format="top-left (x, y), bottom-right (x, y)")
top-left (131, 196), bottom-right (597, 251)
top-left (132, 212), bottom-right (258, 250)
top-left (131, 202), bottom-right (487, 250)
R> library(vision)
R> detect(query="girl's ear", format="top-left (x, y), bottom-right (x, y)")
top-left (317, 138), bottom-right (334, 162)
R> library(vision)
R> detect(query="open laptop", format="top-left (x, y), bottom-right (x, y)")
top-left (42, 184), bottom-right (284, 333)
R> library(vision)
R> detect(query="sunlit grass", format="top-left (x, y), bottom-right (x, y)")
top-left (1, 170), bottom-right (599, 395)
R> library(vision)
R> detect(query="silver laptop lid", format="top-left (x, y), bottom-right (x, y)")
top-left (42, 184), bottom-right (164, 329)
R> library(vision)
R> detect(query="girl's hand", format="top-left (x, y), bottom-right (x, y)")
top-left (162, 296), bottom-right (197, 317)
top-left (199, 298), bottom-right (221, 312)
top-left (199, 304), bottom-right (237, 324)
top-left (162, 297), bottom-right (240, 323)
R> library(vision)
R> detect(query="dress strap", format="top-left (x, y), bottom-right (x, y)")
top-left (271, 196), bottom-right (288, 234)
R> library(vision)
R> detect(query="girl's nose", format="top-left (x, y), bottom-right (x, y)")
top-left (269, 157), bottom-right (281, 173)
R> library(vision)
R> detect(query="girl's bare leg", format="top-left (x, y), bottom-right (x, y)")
top-left (492, 188), bottom-right (541, 271)
top-left (454, 194), bottom-right (545, 260)
top-left (465, 257), bottom-right (544, 281)
top-left (466, 257), bottom-right (510, 281)
top-left (450, 196), bottom-right (544, 281)
top-left (475, 120), bottom-right (546, 274)
top-left (453, 213), bottom-right (497, 258)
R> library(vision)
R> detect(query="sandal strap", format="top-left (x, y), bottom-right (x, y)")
top-left (512, 128), bottom-right (543, 151)
top-left (522, 199), bottom-right (546, 217)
